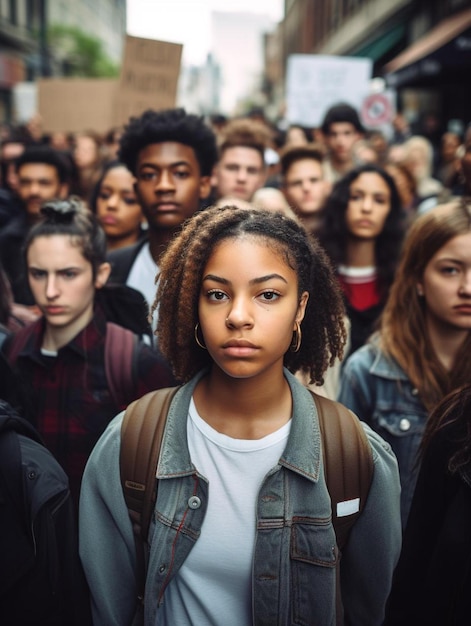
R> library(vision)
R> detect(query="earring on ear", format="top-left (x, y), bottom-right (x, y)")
top-left (417, 286), bottom-right (424, 297)
top-left (194, 323), bottom-right (207, 350)
top-left (290, 321), bottom-right (302, 353)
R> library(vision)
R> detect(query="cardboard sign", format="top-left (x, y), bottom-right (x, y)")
top-left (38, 78), bottom-right (118, 133)
top-left (286, 55), bottom-right (372, 128)
top-left (114, 35), bottom-right (182, 126)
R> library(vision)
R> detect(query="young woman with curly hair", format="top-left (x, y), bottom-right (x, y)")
top-left (80, 205), bottom-right (401, 626)
top-left (319, 163), bottom-right (405, 356)
top-left (339, 201), bottom-right (471, 527)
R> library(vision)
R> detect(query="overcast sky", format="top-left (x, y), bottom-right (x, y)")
top-left (126, 0), bottom-right (284, 64)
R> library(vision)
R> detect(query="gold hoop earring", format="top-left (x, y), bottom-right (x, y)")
top-left (290, 321), bottom-right (302, 353)
top-left (194, 323), bottom-right (207, 350)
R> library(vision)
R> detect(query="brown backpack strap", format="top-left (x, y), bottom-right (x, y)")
top-left (311, 392), bottom-right (374, 550)
top-left (120, 386), bottom-right (179, 606)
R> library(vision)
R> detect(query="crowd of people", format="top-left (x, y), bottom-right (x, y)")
top-left (0, 101), bottom-right (470, 625)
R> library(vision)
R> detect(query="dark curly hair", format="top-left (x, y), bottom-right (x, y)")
top-left (118, 108), bottom-right (218, 177)
top-left (154, 205), bottom-right (347, 383)
top-left (318, 163), bottom-right (405, 301)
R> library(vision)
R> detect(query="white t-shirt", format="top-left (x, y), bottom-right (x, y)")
top-left (159, 398), bottom-right (291, 626)
top-left (126, 242), bottom-right (159, 330)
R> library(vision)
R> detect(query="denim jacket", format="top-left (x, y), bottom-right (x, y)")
top-left (338, 338), bottom-right (428, 527)
top-left (80, 368), bottom-right (401, 626)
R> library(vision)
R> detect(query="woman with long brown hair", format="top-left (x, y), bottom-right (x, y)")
top-left (338, 201), bottom-right (471, 526)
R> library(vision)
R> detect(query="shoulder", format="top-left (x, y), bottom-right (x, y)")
top-left (107, 240), bottom-right (148, 282)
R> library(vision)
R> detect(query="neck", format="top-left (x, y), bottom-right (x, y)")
top-left (107, 232), bottom-right (140, 252)
top-left (148, 229), bottom-right (176, 264)
top-left (193, 365), bottom-right (292, 439)
top-left (426, 316), bottom-right (468, 371)
top-left (330, 157), bottom-right (352, 174)
top-left (300, 212), bottom-right (323, 235)
top-left (41, 308), bottom-right (94, 352)
top-left (345, 238), bottom-right (376, 267)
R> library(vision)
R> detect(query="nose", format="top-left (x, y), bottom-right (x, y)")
top-left (460, 270), bottom-right (471, 296)
top-left (236, 167), bottom-right (248, 182)
top-left (155, 170), bottom-right (175, 193)
top-left (106, 192), bottom-right (119, 210)
top-left (360, 194), bottom-right (373, 212)
top-left (225, 297), bottom-right (254, 329)
top-left (46, 275), bottom-right (59, 299)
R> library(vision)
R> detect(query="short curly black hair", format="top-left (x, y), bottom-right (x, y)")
top-left (154, 205), bottom-right (347, 384)
top-left (118, 108), bottom-right (218, 177)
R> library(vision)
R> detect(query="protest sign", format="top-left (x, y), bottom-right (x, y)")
top-left (286, 55), bottom-right (372, 127)
top-left (114, 35), bottom-right (182, 125)
top-left (38, 78), bottom-right (117, 133)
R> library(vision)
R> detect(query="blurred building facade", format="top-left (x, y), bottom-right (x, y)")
top-left (262, 0), bottom-right (471, 131)
top-left (0, 0), bottom-right (125, 123)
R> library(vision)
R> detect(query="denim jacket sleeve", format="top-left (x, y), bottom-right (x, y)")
top-left (79, 411), bottom-right (138, 626)
top-left (337, 344), bottom-right (377, 423)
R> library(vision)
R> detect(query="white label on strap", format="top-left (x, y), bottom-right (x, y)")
top-left (337, 498), bottom-right (360, 517)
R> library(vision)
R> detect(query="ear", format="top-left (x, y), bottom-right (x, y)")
top-left (199, 175), bottom-right (213, 200)
top-left (295, 291), bottom-right (309, 326)
top-left (94, 262), bottom-right (111, 289)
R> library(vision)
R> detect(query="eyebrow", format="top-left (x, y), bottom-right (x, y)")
top-left (138, 160), bottom-right (192, 170)
top-left (202, 273), bottom-right (288, 285)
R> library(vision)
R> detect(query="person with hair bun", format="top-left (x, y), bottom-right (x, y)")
top-left (80, 205), bottom-right (401, 626)
top-left (339, 201), bottom-right (471, 527)
top-left (2, 197), bottom-right (174, 506)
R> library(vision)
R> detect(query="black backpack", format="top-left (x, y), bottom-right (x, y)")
top-left (0, 401), bottom-right (92, 626)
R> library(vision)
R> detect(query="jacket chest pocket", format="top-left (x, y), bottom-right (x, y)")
top-left (290, 519), bottom-right (337, 625)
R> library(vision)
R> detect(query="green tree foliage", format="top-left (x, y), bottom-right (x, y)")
top-left (48, 24), bottom-right (119, 77)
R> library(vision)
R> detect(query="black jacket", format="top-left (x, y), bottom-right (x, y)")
top-left (385, 421), bottom-right (471, 625)
top-left (107, 237), bottom-right (149, 285)
top-left (0, 401), bottom-right (92, 625)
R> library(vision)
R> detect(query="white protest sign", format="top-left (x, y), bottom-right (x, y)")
top-left (286, 55), bottom-right (373, 128)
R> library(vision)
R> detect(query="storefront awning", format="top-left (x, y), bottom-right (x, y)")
top-left (353, 24), bottom-right (405, 63)
top-left (384, 8), bottom-right (471, 88)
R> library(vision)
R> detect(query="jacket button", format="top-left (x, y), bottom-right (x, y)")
top-left (411, 388), bottom-right (419, 396)
top-left (159, 564), bottom-right (166, 573)
top-left (28, 471), bottom-right (37, 480)
top-left (188, 496), bottom-right (201, 509)
top-left (399, 418), bottom-right (411, 431)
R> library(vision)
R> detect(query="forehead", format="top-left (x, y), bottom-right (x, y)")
top-left (429, 232), bottom-right (471, 261)
top-left (286, 158), bottom-right (323, 179)
top-left (101, 165), bottom-right (134, 187)
top-left (18, 162), bottom-right (59, 180)
top-left (207, 234), bottom-right (293, 272)
top-left (350, 172), bottom-right (390, 192)
top-left (27, 234), bottom-right (88, 263)
top-left (328, 122), bottom-right (357, 135)
top-left (219, 146), bottom-right (264, 168)
top-left (137, 142), bottom-right (200, 171)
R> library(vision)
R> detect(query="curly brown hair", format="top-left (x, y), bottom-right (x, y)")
top-left (153, 205), bottom-right (347, 383)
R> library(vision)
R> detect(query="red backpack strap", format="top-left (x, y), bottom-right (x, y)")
top-left (104, 322), bottom-right (138, 408)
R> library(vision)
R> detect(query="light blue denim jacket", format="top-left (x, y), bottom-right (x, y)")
top-left (79, 368), bottom-right (401, 626)
top-left (338, 338), bottom-right (428, 527)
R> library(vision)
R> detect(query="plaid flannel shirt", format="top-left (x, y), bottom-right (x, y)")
top-left (4, 308), bottom-right (175, 506)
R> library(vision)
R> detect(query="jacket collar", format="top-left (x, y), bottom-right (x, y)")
top-left (157, 368), bottom-right (322, 484)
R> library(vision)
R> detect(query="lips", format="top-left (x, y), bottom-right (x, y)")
top-left (101, 216), bottom-right (118, 225)
top-left (153, 202), bottom-right (179, 212)
top-left (45, 306), bottom-right (66, 315)
top-left (222, 338), bottom-right (259, 356)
